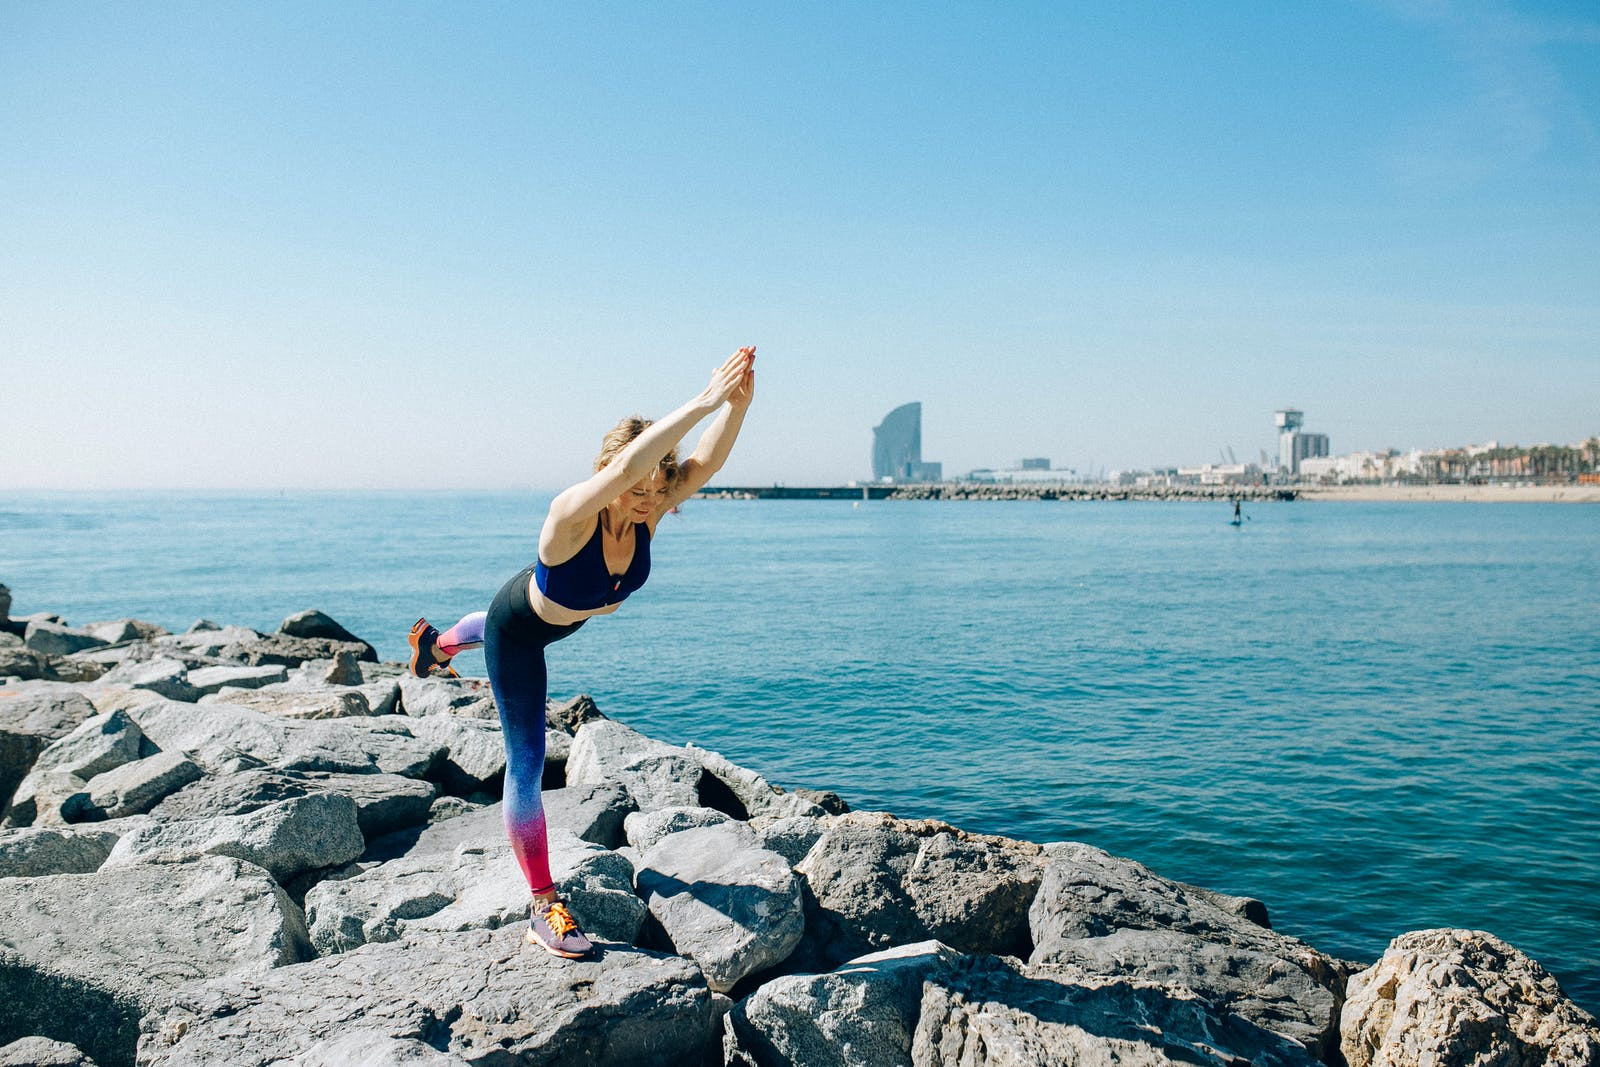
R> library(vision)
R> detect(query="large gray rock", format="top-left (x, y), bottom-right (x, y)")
top-left (0, 821), bottom-right (137, 876)
top-left (636, 823), bottom-right (805, 993)
top-left (624, 805), bottom-right (733, 853)
top-left (94, 659), bottom-right (197, 703)
top-left (567, 719), bottom-right (702, 810)
top-left (1029, 841), bottom-right (1350, 1059)
top-left (0, 644), bottom-right (51, 681)
top-left (752, 813), bottom-right (829, 866)
top-left (792, 812), bottom-right (1046, 969)
top-left (397, 675), bottom-right (497, 720)
top-left (135, 925), bottom-right (719, 1066)
top-left (0, 1036), bottom-right (101, 1066)
top-left (151, 768), bottom-right (436, 841)
top-left (0, 687), bottom-right (100, 819)
top-left (306, 827), bottom-right (644, 955)
top-left (407, 714), bottom-right (506, 791)
top-left (77, 752), bottom-right (203, 820)
top-left (277, 610), bottom-right (376, 661)
top-left (22, 621), bottom-right (107, 658)
top-left (728, 941), bottom-right (1318, 1067)
top-left (83, 619), bottom-right (167, 645)
top-left (201, 684), bottom-right (370, 719)
top-left (223, 632), bottom-right (376, 667)
top-left (1341, 928), bottom-right (1600, 1067)
top-left (546, 692), bottom-right (606, 733)
top-left (366, 783), bottom-right (634, 864)
top-left (122, 699), bottom-right (443, 778)
top-left (153, 626), bottom-right (260, 658)
top-left (0, 855), bottom-right (310, 1067)
top-left (183, 664), bottom-right (287, 697)
top-left (686, 742), bottom-right (827, 819)
top-left (5, 709), bottom-right (153, 828)
top-left (104, 792), bottom-right (365, 882)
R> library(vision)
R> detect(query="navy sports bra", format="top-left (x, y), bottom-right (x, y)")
top-left (535, 519), bottom-right (651, 611)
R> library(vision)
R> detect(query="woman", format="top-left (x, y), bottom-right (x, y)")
top-left (407, 346), bottom-right (756, 959)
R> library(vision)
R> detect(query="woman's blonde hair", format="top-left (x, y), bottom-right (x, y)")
top-left (595, 415), bottom-right (680, 485)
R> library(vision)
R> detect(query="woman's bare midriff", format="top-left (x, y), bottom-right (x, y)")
top-left (525, 573), bottom-right (622, 627)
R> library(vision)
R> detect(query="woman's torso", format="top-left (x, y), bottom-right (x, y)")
top-left (528, 514), bottom-right (652, 626)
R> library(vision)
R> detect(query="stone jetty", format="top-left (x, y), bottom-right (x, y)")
top-left (2, 592), bottom-right (1596, 1066)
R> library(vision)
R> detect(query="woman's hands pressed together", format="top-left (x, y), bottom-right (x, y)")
top-left (701, 346), bottom-right (756, 411)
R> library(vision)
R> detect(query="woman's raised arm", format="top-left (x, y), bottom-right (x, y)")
top-left (662, 350), bottom-right (756, 511)
top-left (543, 348), bottom-right (754, 544)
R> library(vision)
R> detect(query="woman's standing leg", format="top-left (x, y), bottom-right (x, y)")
top-left (482, 571), bottom-right (593, 958)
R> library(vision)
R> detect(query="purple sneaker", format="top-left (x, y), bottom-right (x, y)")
top-left (526, 898), bottom-right (593, 959)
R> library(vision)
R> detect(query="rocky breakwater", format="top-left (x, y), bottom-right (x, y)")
top-left (1, 593), bottom-right (1596, 1067)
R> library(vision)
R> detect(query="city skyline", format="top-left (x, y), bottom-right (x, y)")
top-left (3, 3), bottom-right (1597, 490)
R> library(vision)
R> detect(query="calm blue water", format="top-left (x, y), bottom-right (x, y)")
top-left (3, 491), bottom-right (1598, 1011)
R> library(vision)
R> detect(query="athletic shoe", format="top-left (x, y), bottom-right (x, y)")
top-left (526, 898), bottom-right (593, 959)
top-left (407, 617), bottom-right (453, 679)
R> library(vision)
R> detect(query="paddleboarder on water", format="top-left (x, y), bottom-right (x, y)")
top-left (406, 346), bottom-right (756, 958)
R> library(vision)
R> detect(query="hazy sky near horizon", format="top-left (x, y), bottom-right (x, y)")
top-left (4, 1), bottom-right (1597, 489)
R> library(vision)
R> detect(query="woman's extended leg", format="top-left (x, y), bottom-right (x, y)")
top-left (436, 611), bottom-right (486, 657)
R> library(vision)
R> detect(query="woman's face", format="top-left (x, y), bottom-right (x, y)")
top-left (614, 471), bottom-right (669, 523)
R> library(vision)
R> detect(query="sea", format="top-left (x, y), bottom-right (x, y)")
top-left (3, 490), bottom-right (1597, 1013)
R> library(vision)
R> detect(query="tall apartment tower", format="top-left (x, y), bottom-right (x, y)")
top-left (872, 402), bottom-right (942, 481)
top-left (1276, 408), bottom-right (1329, 475)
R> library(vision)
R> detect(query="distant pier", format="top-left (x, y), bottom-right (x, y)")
top-left (696, 484), bottom-right (1299, 502)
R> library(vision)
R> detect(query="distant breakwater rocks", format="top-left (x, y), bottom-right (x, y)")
top-left (2, 590), bottom-right (1597, 1066)
top-left (698, 484), bottom-right (1301, 502)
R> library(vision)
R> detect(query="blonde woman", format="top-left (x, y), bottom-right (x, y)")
top-left (408, 347), bottom-right (756, 957)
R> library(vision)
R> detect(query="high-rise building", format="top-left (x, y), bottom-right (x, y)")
top-left (872, 402), bottom-right (942, 481)
top-left (1276, 408), bottom-right (1329, 475)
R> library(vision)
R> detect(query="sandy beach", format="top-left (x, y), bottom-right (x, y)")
top-left (1300, 484), bottom-right (1600, 503)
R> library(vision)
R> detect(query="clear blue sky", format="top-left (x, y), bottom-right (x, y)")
top-left (4, 1), bottom-right (1597, 488)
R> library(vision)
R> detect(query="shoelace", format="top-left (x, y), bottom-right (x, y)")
top-left (543, 902), bottom-right (578, 938)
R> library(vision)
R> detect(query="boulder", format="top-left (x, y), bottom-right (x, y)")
top-left (22, 621), bottom-right (107, 658)
top-left (154, 626), bottom-right (259, 658)
top-left (0, 1037), bottom-right (101, 1066)
top-left (306, 827), bottom-right (644, 955)
top-left (0, 821), bottom-right (136, 876)
top-left (624, 805), bottom-right (733, 853)
top-left (277, 610), bottom-right (375, 659)
top-left (0, 687), bottom-right (101, 818)
top-left (6, 709), bottom-right (152, 828)
top-left (364, 784), bottom-right (634, 864)
top-left (792, 812), bottom-right (1046, 969)
top-left (686, 743), bottom-right (827, 819)
top-left (183, 664), bottom-right (287, 697)
top-left (397, 675), bottom-right (497, 720)
top-left (1341, 928), bottom-right (1600, 1067)
top-left (0, 644), bottom-right (51, 681)
top-left (82, 619), bottom-right (168, 645)
top-left (76, 752), bottom-right (204, 820)
top-left (752, 814), bottom-right (828, 866)
top-left (151, 768), bottom-right (436, 842)
top-left (104, 792), bottom-right (365, 883)
top-left (0, 855), bottom-right (310, 1067)
top-left (728, 941), bottom-right (1319, 1067)
top-left (135, 926), bottom-right (719, 1066)
top-left (201, 685), bottom-right (370, 719)
top-left (94, 659), bottom-right (197, 703)
top-left (1029, 842), bottom-right (1351, 1059)
top-left (407, 714), bottom-right (506, 792)
top-left (636, 823), bottom-right (805, 993)
top-left (792, 786), bottom-right (850, 815)
top-left (223, 632), bottom-right (377, 667)
top-left (567, 719), bottom-right (702, 810)
top-left (122, 699), bottom-right (443, 778)
top-left (360, 679), bottom-right (401, 716)
top-left (546, 692), bottom-right (607, 733)
top-left (283, 653), bottom-right (363, 688)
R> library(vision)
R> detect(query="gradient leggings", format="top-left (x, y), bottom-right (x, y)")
top-left (437, 565), bottom-right (584, 895)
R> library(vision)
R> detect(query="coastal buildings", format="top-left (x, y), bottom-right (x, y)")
top-left (1276, 409), bottom-right (1329, 476)
top-left (966, 461), bottom-right (1084, 485)
top-left (871, 402), bottom-right (942, 482)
